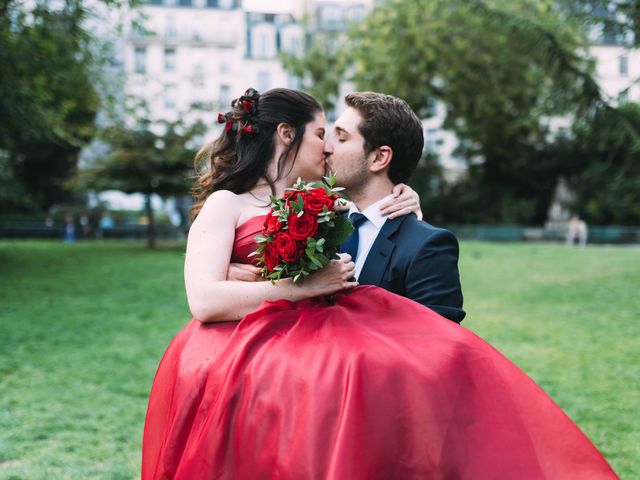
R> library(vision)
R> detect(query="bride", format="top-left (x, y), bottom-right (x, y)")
top-left (141, 88), bottom-right (617, 479)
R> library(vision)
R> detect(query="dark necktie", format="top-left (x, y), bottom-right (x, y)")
top-left (340, 212), bottom-right (368, 260)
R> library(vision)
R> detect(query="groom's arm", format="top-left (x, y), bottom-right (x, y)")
top-left (227, 263), bottom-right (263, 282)
top-left (405, 229), bottom-right (465, 323)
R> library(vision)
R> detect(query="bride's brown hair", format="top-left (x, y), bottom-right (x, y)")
top-left (190, 88), bottom-right (322, 220)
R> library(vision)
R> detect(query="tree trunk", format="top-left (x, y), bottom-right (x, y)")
top-left (145, 193), bottom-right (156, 249)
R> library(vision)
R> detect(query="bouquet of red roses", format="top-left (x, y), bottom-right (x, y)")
top-left (253, 175), bottom-right (354, 283)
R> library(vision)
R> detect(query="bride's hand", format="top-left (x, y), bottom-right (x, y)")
top-left (379, 183), bottom-right (423, 220)
top-left (333, 198), bottom-right (350, 212)
top-left (301, 253), bottom-right (357, 296)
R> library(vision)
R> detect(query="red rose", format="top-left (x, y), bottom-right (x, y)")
top-left (274, 232), bottom-right (300, 262)
top-left (304, 188), bottom-right (335, 215)
top-left (283, 191), bottom-right (306, 205)
top-left (264, 213), bottom-right (283, 235)
top-left (283, 190), bottom-right (296, 200)
top-left (288, 212), bottom-right (318, 241)
top-left (264, 243), bottom-right (280, 272)
top-left (217, 113), bottom-right (227, 124)
top-left (242, 100), bottom-right (253, 113)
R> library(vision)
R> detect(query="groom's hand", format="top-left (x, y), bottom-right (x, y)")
top-left (227, 263), bottom-right (263, 282)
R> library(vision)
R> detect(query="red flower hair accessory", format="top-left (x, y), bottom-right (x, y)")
top-left (242, 124), bottom-right (259, 136)
top-left (217, 87), bottom-right (260, 137)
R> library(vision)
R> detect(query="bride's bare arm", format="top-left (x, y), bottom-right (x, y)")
top-left (184, 191), bottom-right (356, 323)
top-left (333, 183), bottom-right (423, 220)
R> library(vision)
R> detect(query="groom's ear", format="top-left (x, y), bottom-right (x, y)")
top-left (369, 146), bottom-right (393, 174)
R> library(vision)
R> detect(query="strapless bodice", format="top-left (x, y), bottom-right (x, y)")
top-left (231, 215), bottom-right (268, 264)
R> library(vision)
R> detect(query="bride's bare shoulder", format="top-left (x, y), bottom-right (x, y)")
top-left (202, 189), bottom-right (239, 208)
top-left (194, 190), bottom-right (242, 225)
top-left (196, 190), bottom-right (261, 227)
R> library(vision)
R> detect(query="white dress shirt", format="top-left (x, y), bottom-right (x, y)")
top-left (347, 194), bottom-right (393, 279)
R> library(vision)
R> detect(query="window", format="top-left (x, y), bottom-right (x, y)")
top-left (280, 24), bottom-right (303, 56)
top-left (619, 55), bottom-right (629, 76)
top-left (219, 84), bottom-right (231, 109)
top-left (257, 71), bottom-right (271, 92)
top-left (251, 24), bottom-right (276, 58)
top-left (618, 90), bottom-right (629, 104)
top-left (206, 0), bottom-right (218, 6)
top-left (320, 5), bottom-right (342, 30)
top-left (165, 85), bottom-right (177, 109)
top-left (164, 48), bottom-right (176, 71)
top-left (218, 50), bottom-right (232, 73)
top-left (287, 72), bottom-right (300, 89)
top-left (130, 21), bottom-right (147, 39)
top-left (346, 5), bottom-right (366, 23)
top-left (178, 0), bottom-right (192, 6)
top-left (165, 16), bottom-right (177, 40)
top-left (134, 46), bottom-right (146, 74)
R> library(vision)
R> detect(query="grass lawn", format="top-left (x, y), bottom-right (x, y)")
top-left (0, 240), bottom-right (638, 479)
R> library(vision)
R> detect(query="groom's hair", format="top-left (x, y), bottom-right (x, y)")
top-left (345, 92), bottom-right (423, 184)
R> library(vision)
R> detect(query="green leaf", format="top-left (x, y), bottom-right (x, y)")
top-left (310, 256), bottom-right (324, 268)
top-left (332, 215), bottom-right (355, 245)
top-left (296, 194), bottom-right (305, 211)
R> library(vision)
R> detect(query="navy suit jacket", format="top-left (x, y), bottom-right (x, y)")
top-left (357, 214), bottom-right (465, 323)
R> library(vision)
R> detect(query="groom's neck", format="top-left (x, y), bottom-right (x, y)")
top-left (350, 177), bottom-right (395, 212)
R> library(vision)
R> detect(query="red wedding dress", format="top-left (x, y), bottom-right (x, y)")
top-left (142, 215), bottom-right (617, 480)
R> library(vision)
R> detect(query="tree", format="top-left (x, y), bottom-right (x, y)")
top-left (280, 35), bottom-right (350, 112)
top-left (564, 103), bottom-right (640, 224)
top-left (285, 0), bottom-right (610, 223)
top-left (349, 0), bottom-right (607, 223)
top-left (559, 0), bottom-right (640, 46)
top-left (75, 119), bottom-right (206, 248)
top-left (0, 0), bottom-right (120, 213)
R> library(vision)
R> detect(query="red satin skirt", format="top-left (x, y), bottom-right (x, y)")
top-left (142, 286), bottom-right (617, 479)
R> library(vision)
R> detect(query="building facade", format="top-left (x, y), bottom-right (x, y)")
top-left (108, 1), bottom-right (639, 212)
top-left (122, 0), bottom-right (306, 127)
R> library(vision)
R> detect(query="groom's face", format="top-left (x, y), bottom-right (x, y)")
top-left (324, 107), bottom-right (371, 193)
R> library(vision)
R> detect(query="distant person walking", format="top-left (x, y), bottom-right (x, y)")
top-left (97, 213), bottom-right (114, 238)
top-left (63, 214), bottom-right (76, 243)
top-left (566, 215), bottom-right (588, 246)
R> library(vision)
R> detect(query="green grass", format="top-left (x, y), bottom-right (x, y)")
top-left (0, 240), bottom-right (638, 479)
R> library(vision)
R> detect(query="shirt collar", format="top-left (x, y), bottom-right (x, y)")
top-left (347, 194), bottom-right (394, 230)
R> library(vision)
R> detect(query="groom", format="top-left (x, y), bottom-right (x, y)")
top-left (324, 92), bottom-right (465, 323)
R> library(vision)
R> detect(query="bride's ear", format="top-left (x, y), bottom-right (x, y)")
top-left (276, 123), bottom-right (296, 146)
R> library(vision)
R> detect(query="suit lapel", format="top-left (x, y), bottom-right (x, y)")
top-left (358, 216), bottom-right (406, 286)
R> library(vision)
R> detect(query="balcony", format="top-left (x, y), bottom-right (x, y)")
top-left (129, 29), bottom-right (238, 47)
